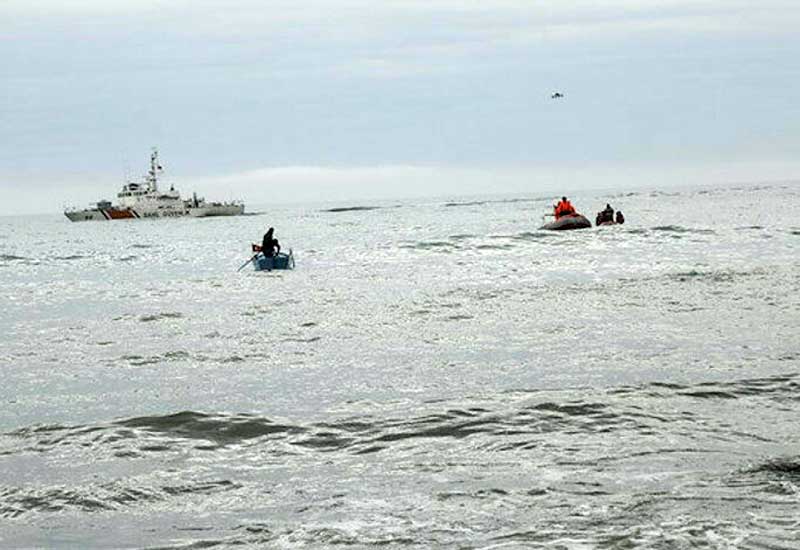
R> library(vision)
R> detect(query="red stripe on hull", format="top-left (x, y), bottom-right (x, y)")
top-left (104, 209), bottom-right (136, 220)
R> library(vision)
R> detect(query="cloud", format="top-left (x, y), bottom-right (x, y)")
top-left (5, 0), bottom-right (798, 85)
top-left (6, 1), bottom-right (799, 38)
top-left (5, 1), bottom-right (797, 84)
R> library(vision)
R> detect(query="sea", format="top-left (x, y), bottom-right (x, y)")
top-left (1, 183), bottom-right (798, 549)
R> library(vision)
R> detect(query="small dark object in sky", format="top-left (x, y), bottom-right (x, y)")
top-left (551, 92), bottom-right (564, 99)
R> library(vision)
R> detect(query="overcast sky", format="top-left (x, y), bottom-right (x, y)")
top-left (2, 1), bottom-right (799, 214)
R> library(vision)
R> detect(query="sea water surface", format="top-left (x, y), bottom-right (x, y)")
top-left (1, 184), bottom-right (799, 548)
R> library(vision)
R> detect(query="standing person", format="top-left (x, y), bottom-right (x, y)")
top-left (261, 227), bottom-right (281, 258)
top-left (615, 211), bottom-right (625, 224)
top-left (554, 196), bottom-right (576, 219)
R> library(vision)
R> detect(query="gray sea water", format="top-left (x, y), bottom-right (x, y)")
top-left (1, 183), bottom-right (799, 549)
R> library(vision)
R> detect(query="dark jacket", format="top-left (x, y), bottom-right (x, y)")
top-left (262, 229), bottom-right (276, 257)
top-left (598, 205), bottom-right (614, 223)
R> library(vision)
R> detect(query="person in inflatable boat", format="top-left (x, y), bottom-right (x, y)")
top-left (554, 197), bottom-right (576, 219)
top-left (596, 203), bottom-right (615, 225)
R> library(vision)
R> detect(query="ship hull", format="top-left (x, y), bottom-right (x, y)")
top-left (65, 208), bottom-right (139, 222)
top-left (189, 203), bottom-right (245, 217)
top-left (65, 204), bottom-right (244, 222)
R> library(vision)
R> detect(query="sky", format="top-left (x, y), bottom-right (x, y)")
top-left (2, 0), bottom-right (799, 215)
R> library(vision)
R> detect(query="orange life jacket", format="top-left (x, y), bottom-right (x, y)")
top-left (555, 200), bottom-right (575, 218)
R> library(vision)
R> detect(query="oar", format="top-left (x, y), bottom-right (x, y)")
top-left (237, 254), bottom-right (258, 272)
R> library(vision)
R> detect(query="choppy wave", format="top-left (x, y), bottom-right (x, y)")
top-left (0, 254), bottom-right (29, 263)
top-left (747, 457), bottom-right (800, 477)
top-left (475, 243), bottom-right (515, 250)
top-left (443, 200), bottom-right (487, 207)
top-left (2, 373), bottom-right (798, 548)
top-left (323, 206), bottom-right (382, 213)
top-left (443, 197), bottom-right (544, 208)
top-left (667, 268), bottom-right (754, 283)
top-left (4, 372), bottom-right (796, 461)
top-left (400, 240), bottom-right (459, 251)
top-left (400, 230), bottom-right (557, 251)
top-left (118, 350), bottom-right (193, 366)
top-left (652, 225), bottom-right (716, 235)
top-left (117, 411), bottom-right (302, 445)
top-left (1, 253), bottom-right (91, 265)
top-left (0, 479), bottom-right (239, 519)
top-left (139, 312), bottom-right (185, 322)
top-left (637, 373), bottom-right (798, 402)
top-left (509, 230), bottom-right (555, 241)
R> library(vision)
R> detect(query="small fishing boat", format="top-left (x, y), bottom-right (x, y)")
top-left (540, 213), bottom-right (592, 230)
top-left (252, 250), bottom-right (295, 271)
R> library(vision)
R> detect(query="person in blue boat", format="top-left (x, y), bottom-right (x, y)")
top-left (261, 227), bottom-right (281, 258)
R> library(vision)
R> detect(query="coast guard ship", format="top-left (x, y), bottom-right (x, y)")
top-left (64, 149), bottom-right (244, 221)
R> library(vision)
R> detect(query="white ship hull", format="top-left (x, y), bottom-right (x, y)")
top-left (189, 203), bottom-right (246, 217)
top-left (65, 203), bottom-right (245, 222)
top-left (65, 209), bottom-right (113, 222)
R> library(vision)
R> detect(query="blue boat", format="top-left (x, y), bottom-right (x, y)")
top-left (253, 250), bottom-right (295, 271)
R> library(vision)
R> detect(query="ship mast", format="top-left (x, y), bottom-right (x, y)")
top-left (147, 148), bottom-right (162, 192)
